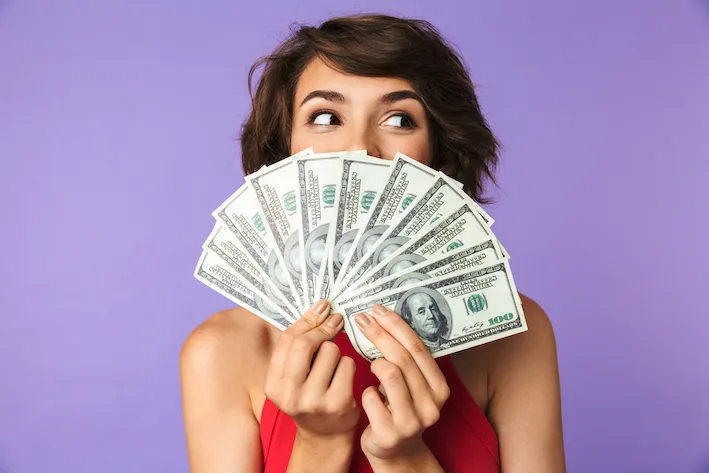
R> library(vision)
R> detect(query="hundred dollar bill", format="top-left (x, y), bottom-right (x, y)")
top-left (334, 237), bottom-right (505, 308)
top-left (339, 260), bottom-right (527, 360)
top-left (194, 249), bottom-right (291, 331)
top-left (202, 223), bottom-right (299, 322)
top-left (334, 153), bottom-right (438, 294)
top-left (212, 181), bottom-right (306, 316)
top-left (296, 151), bottom-right (367, 307)
top-left (246, 153), bottom-right (315, 312)
top-left (341, 201), bottom-right (494, 297)
top-left (324, 155), bottom-right (392, 297)
top-left (335, 173), bottom-right (490, 292)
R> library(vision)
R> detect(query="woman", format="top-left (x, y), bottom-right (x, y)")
top-left (180, 13), bottom-right (565, 473)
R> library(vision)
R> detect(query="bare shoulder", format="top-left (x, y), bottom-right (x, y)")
top-left (448, 293), bottom-right (558, 414)
top-left (179, 308), bottom-right (282, 472)
top-left (179, 307), bottom-right (278, 417)
top-left (181, 307), bottom-right (275, 372)
top-left (484, 292), bottom-right (566, 472)
top-left (486, 293), bottom-right (558, 375)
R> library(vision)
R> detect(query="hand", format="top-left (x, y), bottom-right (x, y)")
top-left (354, 304), bottom-right (450, 465)
top-left (264, 300), bottom-right (360, 443)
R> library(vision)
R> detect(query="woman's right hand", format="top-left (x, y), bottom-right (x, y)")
top-left (264, 299), bottom-right (360, 443)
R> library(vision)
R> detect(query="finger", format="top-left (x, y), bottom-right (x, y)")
top-left (362, 385), bottom-right (395, 433)
top-left (354, 310), bottom-right (439, 412)
top-left (370, 359), bottom-right (418, 427)
top-left (328, 355), bottom-right (357, 406)
top-left (303, 340), bottom-right (341, 395)
top-left (289, 299), bottom-right (332, 336)
top-left (269, 300), bottom-right (331, 379)
top-left (368, 304), bottom-right (448, 399)
top-left (285, 312), bottom-right (344, 385)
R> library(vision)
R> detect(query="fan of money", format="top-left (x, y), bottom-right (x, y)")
top-left (194, 148), bottom-right (528, 361)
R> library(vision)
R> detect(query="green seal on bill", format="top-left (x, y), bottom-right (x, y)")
top-left (446, 240), bottom-right (463, 251)
top-left (361, 191), bottom-right (376, 211)
top-left (466, 294), bottom-right (487, 313)
top-left (283, 191), bottom-right (297, 212)
top-left (322, 185), bottom-right (336, 205)
top-left (252, 213), bottom-right (265, 232)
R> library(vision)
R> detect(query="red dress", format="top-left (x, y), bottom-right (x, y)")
top-left (259, 331), bottom-right (500, 472)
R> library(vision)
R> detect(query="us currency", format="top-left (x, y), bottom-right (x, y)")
top-left (333, 153), bottom-right (438, 294)
top-left (335, 173), bottom-right (487, 293)
top-left (246, 156), bottom-right (309, 312)
top-left (339, 260), bottom-right (527, 360)
top-left (296, 151), bottom-right (366, 307)
top-left (334, 237), bottom-right (505, 308)
top-left (323, 155), bottom-right (392, 298)
top-left (341, 201), bottom-right (494, 297)
top-left (194, 249), bottom-right (292, 331)
top-left (212, 182), bottom-right (304, 316)
top-left (202, 223), bottom-right (299, 322)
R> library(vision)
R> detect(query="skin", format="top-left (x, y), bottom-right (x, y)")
top-left (180, 57), bottom-right (566, 472)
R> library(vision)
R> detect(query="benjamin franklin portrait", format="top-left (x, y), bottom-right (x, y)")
top-left (395, 288), bottom-right (452, 350)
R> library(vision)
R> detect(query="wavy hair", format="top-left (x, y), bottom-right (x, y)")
top-left (239, 13), bottom-right (500, 203)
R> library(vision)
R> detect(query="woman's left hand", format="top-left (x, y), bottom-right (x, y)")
top-left (354, 304), bottom-right (450, 468)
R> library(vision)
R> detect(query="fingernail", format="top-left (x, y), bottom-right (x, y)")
top-left (355, 313), bottom-right (371, 329)
top-left (372, 304), bottom-right (387, 317)
top-left (326, 313), bottom-right (343, 327)
top-left (313, 300), bottom-right (329, 316)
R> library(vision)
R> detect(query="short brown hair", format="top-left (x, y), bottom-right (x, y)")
top-left (239, 13), bottom-right (500, 203)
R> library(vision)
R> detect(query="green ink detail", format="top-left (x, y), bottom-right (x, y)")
top-left (322, 185), bottom-right (336, 205)
top-left (429, 214), bottom-right (441, 225)
top-left (252, 213), bottom-right (265, 232)
top-left (283, 191), bottom-right (296, 212)
top-left (401, 194), bottom-right (415, 210)
top-left (446, 240), bottom-right (463, 251)
top-left (466, 294), bottom-right (486, 313)
top-left (361, 191), bottom-right (376, 211)
top-left (489, 313), bottom-right (514, 326)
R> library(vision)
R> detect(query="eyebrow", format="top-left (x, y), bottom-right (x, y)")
top-left (299, 89), bottom-right (424, 108)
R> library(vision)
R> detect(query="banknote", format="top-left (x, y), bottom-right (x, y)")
top-left (296, 151), bottom-right (366, 307)
top-left (334, 237), bottom-right (506, 308)
top-left (212, 178), bottom-right (304, 316)
top-left (202, 223), bottom-right (299, 321)
top-left (333, 153), bottom-right (439, 294)
top-left (323, 155), bottom-right (392, 297)
top-left (335, 173), bottom-right (486, 292)
top-left (340, 201), bottom-right (494, 297)
top-left (338, 260), bottom-right (527, 360)
top-left (194, 249), bottom-right (292, 330)
top-left (246, 156), bottom-right (309, 312)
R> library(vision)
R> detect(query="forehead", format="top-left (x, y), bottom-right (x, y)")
top-left (408, 292), bottom-right (434, 306)
top-left (294, 57), bottom-right (416, 102)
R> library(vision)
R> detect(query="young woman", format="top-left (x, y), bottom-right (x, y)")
top-left (180, 14), bottom-right (565, 473)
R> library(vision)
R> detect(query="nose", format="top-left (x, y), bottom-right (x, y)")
top-left (346, 127), bottom-right (382, 159)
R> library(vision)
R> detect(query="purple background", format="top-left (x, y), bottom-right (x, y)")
top-left (1, 1), bottom-right (708, 472)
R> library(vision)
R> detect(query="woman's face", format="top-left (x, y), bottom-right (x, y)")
top-left (290, 58), bottom-right (432, 165)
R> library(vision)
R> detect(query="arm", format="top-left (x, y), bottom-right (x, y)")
top-left (180, 315), bottom-right (262, 473)
top-left (486, 295), bottom-right (566, 473)
top-left (287, 431), bottom-right (355, 473)
top-left (180, 307), bottom-right (358, 473)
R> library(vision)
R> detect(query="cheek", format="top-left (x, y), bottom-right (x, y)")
top-left (384, 134), bottom-right (432, 166)
top-left (289, 129), bottom-right (306, 156)
top-left (290, 129), bottom-right (345, 156)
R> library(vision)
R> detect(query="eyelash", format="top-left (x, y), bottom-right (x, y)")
top-left (306, 109), bottom-right (418, 129)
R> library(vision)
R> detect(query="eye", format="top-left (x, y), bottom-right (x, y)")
top-left (307, 110), bottom-right (342, 126)
top-left (382, 113), bottom-right (417, 129)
